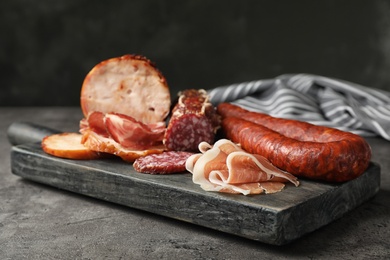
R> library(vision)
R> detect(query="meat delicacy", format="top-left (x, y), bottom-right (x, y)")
top-left (80, 112), bottom-right (166, 162)
top-left (217, 103), bottom-right (372, 182)
top-left (164, 89), bottom-right (220, 152)
top-left (79, 55), bottom-right (172, 161)
top-left (42, 133), bottom-right (104, 160)
top-left (133, 151), bottom-right (194, 174)
top-left (81, 54), bottom-right (170, 124)
top-left (80, 129), bottom-right (165, 162)
top-left (81, 111), bottom-right (166, 150)
top-left (186, 139), bottom-right (299, 195)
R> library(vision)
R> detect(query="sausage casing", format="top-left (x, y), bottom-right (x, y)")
top-left (218, 103), bottom-right (372, 182)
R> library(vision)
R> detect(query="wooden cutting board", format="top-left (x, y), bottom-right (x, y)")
top-left (10, 142), bottom-right (380, 245)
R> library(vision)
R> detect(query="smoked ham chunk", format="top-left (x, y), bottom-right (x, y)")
top-left (78, 55), bottom-right (171, 161)
top-left (80, 54), bottom-right (171, 124)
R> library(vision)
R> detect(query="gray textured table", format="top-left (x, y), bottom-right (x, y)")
top-left (1, 107), bottom-right (390, 259)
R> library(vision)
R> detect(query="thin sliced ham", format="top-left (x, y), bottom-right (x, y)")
top-left (104, 113), bottom-right (165, 150)
top-left (86, 111), bottom-right (109, 137)
top-left (186, 139), bottom-right (299, 195)
top-left (81, 129), bottom-right (165, 162)
top-left (80, 111), bottom-right (166, 162)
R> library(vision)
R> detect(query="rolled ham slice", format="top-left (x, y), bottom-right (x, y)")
top-left (186, 139), bottom-right (299, 195)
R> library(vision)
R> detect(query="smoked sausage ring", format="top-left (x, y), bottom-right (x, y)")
top-left (217, 103), bottom-right (372, 182)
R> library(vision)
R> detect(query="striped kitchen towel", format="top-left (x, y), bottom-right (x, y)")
top-left (208, 74), bottom-right (390, 140)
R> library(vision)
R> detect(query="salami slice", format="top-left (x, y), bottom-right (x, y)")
top-left (133, 151), bottom-right (194, 174)
top-left (163, 89), bottom-right (221, 152)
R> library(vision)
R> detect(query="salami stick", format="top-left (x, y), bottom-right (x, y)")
top-left (218, 103), bottom-right (371, 182)
top-left (163, 89), bottom-right (220, 152)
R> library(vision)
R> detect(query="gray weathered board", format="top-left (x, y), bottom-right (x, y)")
top-left (11, 142), bottom-right (380, 245)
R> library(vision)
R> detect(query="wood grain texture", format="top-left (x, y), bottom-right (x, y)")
top-left (10, 143), bottom-right (381, 245)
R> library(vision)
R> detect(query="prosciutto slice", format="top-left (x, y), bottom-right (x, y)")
top-left (186, 139), bottom-right (299, 195)
top-left (81, 129), bottom-right (165, 162)
top-left (104, 113), bottom-right (165, 150)
top-left (80, 111), bottom-right (166, 162)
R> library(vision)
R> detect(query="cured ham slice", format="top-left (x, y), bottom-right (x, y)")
top-left (84, 111), bottom-right (109, 137)
top-left (104, 113), bottom-right (165, 150)
top-left (186, 139), bottom-right (299, 195)
top-left (81, 111), bottom-right (166, 162)
top-left (81, 129), bottom-right (165, 162)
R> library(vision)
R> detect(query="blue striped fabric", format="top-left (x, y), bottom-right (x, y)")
top-left (208, 74), bottom-right (390, 140)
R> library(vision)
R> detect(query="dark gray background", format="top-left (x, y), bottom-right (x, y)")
top-left (2, 0), bottom-right (390, 106)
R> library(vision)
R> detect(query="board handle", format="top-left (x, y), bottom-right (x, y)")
top-left (7, 121), bottom-right (61, 146)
